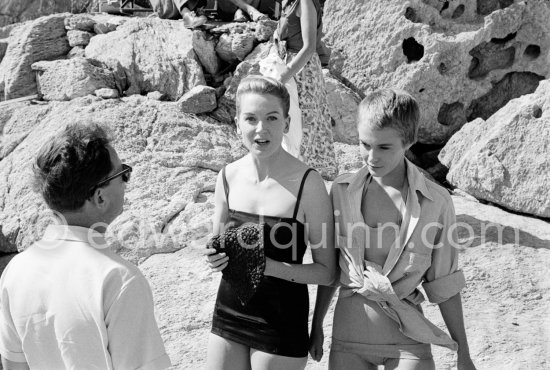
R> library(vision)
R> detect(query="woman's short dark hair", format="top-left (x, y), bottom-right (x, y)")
top-left (33, 123), bottom-right (114, 212)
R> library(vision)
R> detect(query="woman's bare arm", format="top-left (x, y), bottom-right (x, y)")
top-left (204, 171), bottom-right (229, 271)
top-left (264, 170), bottom-right (336, 285)
top-left (278, 0), bottom-right (318, 84)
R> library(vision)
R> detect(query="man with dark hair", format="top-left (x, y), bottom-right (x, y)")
top-left (0, 123), bottom-right (171, 370)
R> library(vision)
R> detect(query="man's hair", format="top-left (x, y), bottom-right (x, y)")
top-left (33, 123), bottom-right (114, 212)
top-left (357, 88), bottom-right (420, 145)
top-left (236, 75), bottom-right (290, 118)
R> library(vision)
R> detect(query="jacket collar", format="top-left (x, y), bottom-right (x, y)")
top-left (336, 159), bottom-right (434, 203)
top-left (42, 224), bottom-right (108, 249)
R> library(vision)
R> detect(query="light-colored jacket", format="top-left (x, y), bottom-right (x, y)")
top-left (331, 160), bottom-right (465, 350)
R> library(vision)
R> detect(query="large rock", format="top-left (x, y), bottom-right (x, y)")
top-left (67, 29), bottom-right (94, 47)
top-left (0, 38), bottom-right (8, 63)
top-left (65, 13), bottom-right (127, 34)
top-left (95, 88), bottom-right (119, 99)
top-left (32, 58), bottom-right (116, 101)
top-left (0, 96), bottom-right (245, 259)
top-left (210, 42), bottom-right (272, 124)
top-left (64, 14), bottom-right (96, 32)
top-left (85, 18), bottom-right (206, 101)
top-left (210, 21), bottom-right (275, 64)
top-left (324, 70), bottom-right (361, 144)
top-left (0, 1), bottom-right (98, 27)
top-left (439, 80), bottom-right (550, 218)
top-left (0, 14), bottom-right (70, 100)
top-left (192, 30), bottom-right (221, 76)
top-left (216, 32), bottom-right (256, 64)
top-left (0, 0), bottom-right (70, 27)
top-left (0, 23), bottom-right (19, 39)
top-left (177, 85), bottom-right (217, 114)
top-left (323, 0), bottom-right (550, 144)
top-left (67, 46), bottom-right (86, 59)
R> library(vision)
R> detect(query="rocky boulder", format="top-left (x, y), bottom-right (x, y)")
top-left (192, 30), bottom-right (221, 76)
top-left (31, 58), bottom-right (116, 101)
top-left (210, 21), bottom-right (276, 64)
top-left (0, 38), bottom-right (8, 63)
top-left (65, 13), bottom-right (127, 34)
top-left (323, 0), bottom-right (550, 144)
top-left (177, 85), bottom-right (217, 114)
top-left (67, 29), bottom-right (94, 47)
top-left (0, 0), bottom-right (69, 27)
top-left (85, 18), bottom-right (206, 101)
top-left (95, 88), bottom-right (119, 99)
top-left (0, 1), bottom-right (98, 27)
top-left (324, 70), bottom-right (361, 144)
top-left (439, 80), bottom-right (550, 218)
top-left (0, 96), bottom-right (245, 259)
top-left (0, 14), bottom-right (71, 100)
top-left (210, 42), bottom-right (272, 124)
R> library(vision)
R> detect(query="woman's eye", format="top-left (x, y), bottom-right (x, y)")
top-left (267, 116), bottom-right (278, 121)
top-left (244, 116), bottom-right (256, 122)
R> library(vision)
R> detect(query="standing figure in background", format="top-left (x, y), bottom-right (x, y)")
top-left (275, 0), bottom-right (337, 179)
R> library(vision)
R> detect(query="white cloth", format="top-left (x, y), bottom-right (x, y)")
top-left (259, 45), bottom-right (303, 158)
top-left (0, 225), bottom-right (171, 370)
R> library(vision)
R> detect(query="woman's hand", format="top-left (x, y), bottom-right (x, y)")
top-left (203, 248), bottom-right (229, 272)
top-left (309, 325), bottom-right (324, 361)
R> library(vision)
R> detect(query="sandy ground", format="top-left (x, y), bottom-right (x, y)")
top-left (139, 195), bottom-right (550, 370)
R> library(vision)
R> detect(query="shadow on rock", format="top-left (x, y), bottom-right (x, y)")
top-left (457, 214), bottom-right (550, 250)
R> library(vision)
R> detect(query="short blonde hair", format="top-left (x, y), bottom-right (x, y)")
top-left (357, 88), bottom-right (420, 145)
top-left (236, 75), bottom-right (290, 117)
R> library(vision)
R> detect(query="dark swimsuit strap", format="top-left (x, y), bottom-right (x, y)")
top-left (221, 167), bottom-right (314, 219)
top-left (292, 168), bottom-right (314, 220)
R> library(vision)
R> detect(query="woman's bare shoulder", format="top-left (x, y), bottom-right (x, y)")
top-left (224, 155), bottom-right (250, 180)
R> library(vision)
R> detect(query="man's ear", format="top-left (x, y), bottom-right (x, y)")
top-left (90, 188), bottom-right (109, 211)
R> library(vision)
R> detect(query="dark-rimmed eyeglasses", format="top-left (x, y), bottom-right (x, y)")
top-left (89, 164), bottom-right (132, 196)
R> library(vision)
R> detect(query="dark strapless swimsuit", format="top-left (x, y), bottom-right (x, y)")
top-left (210, 168), bottom-right (314, 358)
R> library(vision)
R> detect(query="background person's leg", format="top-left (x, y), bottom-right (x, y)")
top-left (173, 0), bottom-right (207, 27)
top-left (229, 0), bottom-right (267, 21)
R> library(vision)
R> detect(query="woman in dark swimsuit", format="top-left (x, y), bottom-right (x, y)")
top-left (204, 75), bottom-right (335, 370)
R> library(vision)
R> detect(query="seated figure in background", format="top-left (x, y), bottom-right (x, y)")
top-left (150, 0), bottom-right (208, 27)
top-left (218, 0), bottom-right (277, 21)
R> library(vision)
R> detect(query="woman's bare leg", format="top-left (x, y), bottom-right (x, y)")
top-left (250, 349), bottom-right (307, 370)
top-left (385, 358), bottom-right (436, 370)
top-left (206, 333), bottom-right (252, 370)
top-left (329, 349), bottom-right (378, 370)
top-left (229, 0), bottom-right (267, 21)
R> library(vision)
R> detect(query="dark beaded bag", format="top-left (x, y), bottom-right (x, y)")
top-left (208, 223), bottom-right (271, 306)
